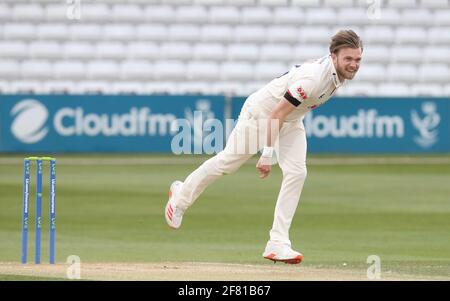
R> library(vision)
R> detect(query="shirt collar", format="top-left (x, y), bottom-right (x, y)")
top-left (329, 55), bottom-right (345, 88)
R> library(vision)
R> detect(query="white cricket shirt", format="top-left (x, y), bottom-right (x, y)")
top-left (246, 55), bottom-right (346, 122)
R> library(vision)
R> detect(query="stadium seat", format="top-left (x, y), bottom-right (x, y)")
top-left (325, 0), bottom-right (355, 7)
top-left (227, 44), bottom-right (260, 61)
top-left (87, 61), bottom-right (120, 80)
top-left (162, 0), bottom-right (192, 5)
top-left (241, 7), bottom-right (273, 24)
top-left (21, 60), bottom-right (53, 79)
top-left (80, 4), bottom-right (111, 22)
top-left (386, 0), bottom-right (417, 8)
top-left (37, 23), bottom-right (69, 41)
top-left (110, 82), bottom-right (146, 95)
top-left (160, 43), bottom-right (193, 60)
top-left (209, 6), bottom-right (241, 24)
top-left (120, 61), bottom-right (154, 80)
top-left (63, 43), bottom-right (96, 60)
top-left (337, 8), bottom-right (372, 26)
top-left (193, 43), bottom-right (227, 61)
top-left (201, 25), bottom-right (234, 42)
top-left (235, 26), bottom-right (267, 43)
top-left (42, 81), bottom-right (77, 94)
top-left (363, 26), bottom-right (395, 45)
top-left (259, 0), bottom-right (289, 6)
top-left (0, 42), bottom-right (29, 59)
top-left (423, 47), bottom-right (450, 64)
top-left (387, 64), bottom-right (418, 83)
top-left (401, 9), bottom-right (434, 26)
top-left (0, 81), bottom-right (9, 93)
top-left (0, 60), bottom-right (21, 79)
top-left (45, 4), bottom-right (67, 22)
top-left (186, 62), bottom-right (220, 80)
top-left (144, 6), bottom-right (176, 23)
top-left (444, 84), bottom-right (450, 96)
top-left (360, 45), bottom-right (390, 63)
top-left (410, 84), bottom-right (444, 97)
top-left (176, 6), bottom-right (209, 24)
top-left (299, 26), bottom-right (330, 43)
top-left (103, 24), bottom-right (136, 41)
top-left (291, 0), bottom-right (321, 7)
top-left (176, 82), bottom-right (211, 95)
top-left (3, 23), bottom-right (36, 40)
top-left (112, 4), bottom-right (145, 22)
top-left (220, 62), bottom-right (254, 80)
top-left (267, 26), bottom-right (299, 43)
top-left (195, 0), bottom-right (227, 5)
top-left (169, 24), bottom-right (201, 42)
top-left (428, 27), bottom-right (450, 44)
top-left (254, 62), bottom-right (287, 81)
top-left (420, 0), bottom-right (450, 9)
top-left (378, 83), bottom-right (411, 97)
top-left (396, 27), bottom-right (428, 45)
top-left (12, 4), bottom-right (45, 22)
top-left (434, 10), bottom-right (450, 26)
top-left (153, 61), bottom-right (187, 80)
top-left (292, 44), bottom-right (329, 63)
top-left (0, 4), bottom-right (11, 21)
top-left (370, 9), bottom-right (402, 26)
top-left (336, 82), bottom-right (377, 96)
top-left (419, 64), bottom-right (450, 83)
top-left (29, 41), bottom-right (62, 59)
top-left (70, 24), bottom-right (102, 41)
top-left (127, 42), bottom-right (160, 59)
top-left (9, 81), bottom-right (44, 94)
top-left (95, 42), bottom-right (126, 60)
top-left (136, 24), bottom-right (168, 41)
top-left (260, 44), bottom-right (293, 62)
top-left (390, 46), bottom-right (423, 64)
top-left (227, 0), bottom-right (256, 6)
top-left (54, 61), bottom-right (86, 79)
top-left (144, 82), bottom-right (179, 95)
top-left (273, 7), bottom-right (304, 25)
top-left (355, 64), bottom-right (386, 82)
top-left (75, 81), bottom-right (111, 94)
top-left (243, 81), bottom-right (269, 95)
top-left (306, 8), bottom-right (337, 26)
top-left (210, 82), bottom-right (245, 96)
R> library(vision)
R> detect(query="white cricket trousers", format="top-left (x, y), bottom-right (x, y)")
top-left (176, 99), bottom-right (308, 246)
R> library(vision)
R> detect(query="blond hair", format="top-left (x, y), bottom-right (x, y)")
top-left (329, 30), bottom-right (363, 54)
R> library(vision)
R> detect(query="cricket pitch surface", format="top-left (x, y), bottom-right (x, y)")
top-left (0, 262), bottom-right (446, 281)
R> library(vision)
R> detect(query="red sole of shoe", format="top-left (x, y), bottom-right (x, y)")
top-left (264, 255), bottom-right (303, 264)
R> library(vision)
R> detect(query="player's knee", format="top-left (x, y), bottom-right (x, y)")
top-left (205, 152), bottom-right (241, 175)
top-left (217, 156), bottom-right (241, 174)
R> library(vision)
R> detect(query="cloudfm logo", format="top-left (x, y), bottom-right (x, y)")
top-left (411, 102), bottom-right (440, 149)
top-left (10, 99), bottom-right (49, 144)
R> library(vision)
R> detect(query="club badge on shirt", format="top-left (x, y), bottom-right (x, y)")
top-left (297, 87), bottom-right (308, 100)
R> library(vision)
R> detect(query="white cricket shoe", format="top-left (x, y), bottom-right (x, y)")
top-left (263, 241), bottom-right (304, 264)
top-left (165, 181), bottom-right (184, 229)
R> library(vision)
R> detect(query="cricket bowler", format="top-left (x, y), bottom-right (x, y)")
top-left (165, 30), bottom-right (363, 264)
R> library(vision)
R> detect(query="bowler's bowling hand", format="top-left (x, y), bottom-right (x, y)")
top-left (256, 156), bottom-right (272, 179)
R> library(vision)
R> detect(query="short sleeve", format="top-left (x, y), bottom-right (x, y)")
top-left (284, 79), bottom-right (315, 107)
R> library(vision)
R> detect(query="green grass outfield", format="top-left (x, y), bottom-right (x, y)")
top-left (0, 154), bottom-right (449, 280)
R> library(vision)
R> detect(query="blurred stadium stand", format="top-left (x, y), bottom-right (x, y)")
top-left (0, 0), bottom-right (449, 96)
